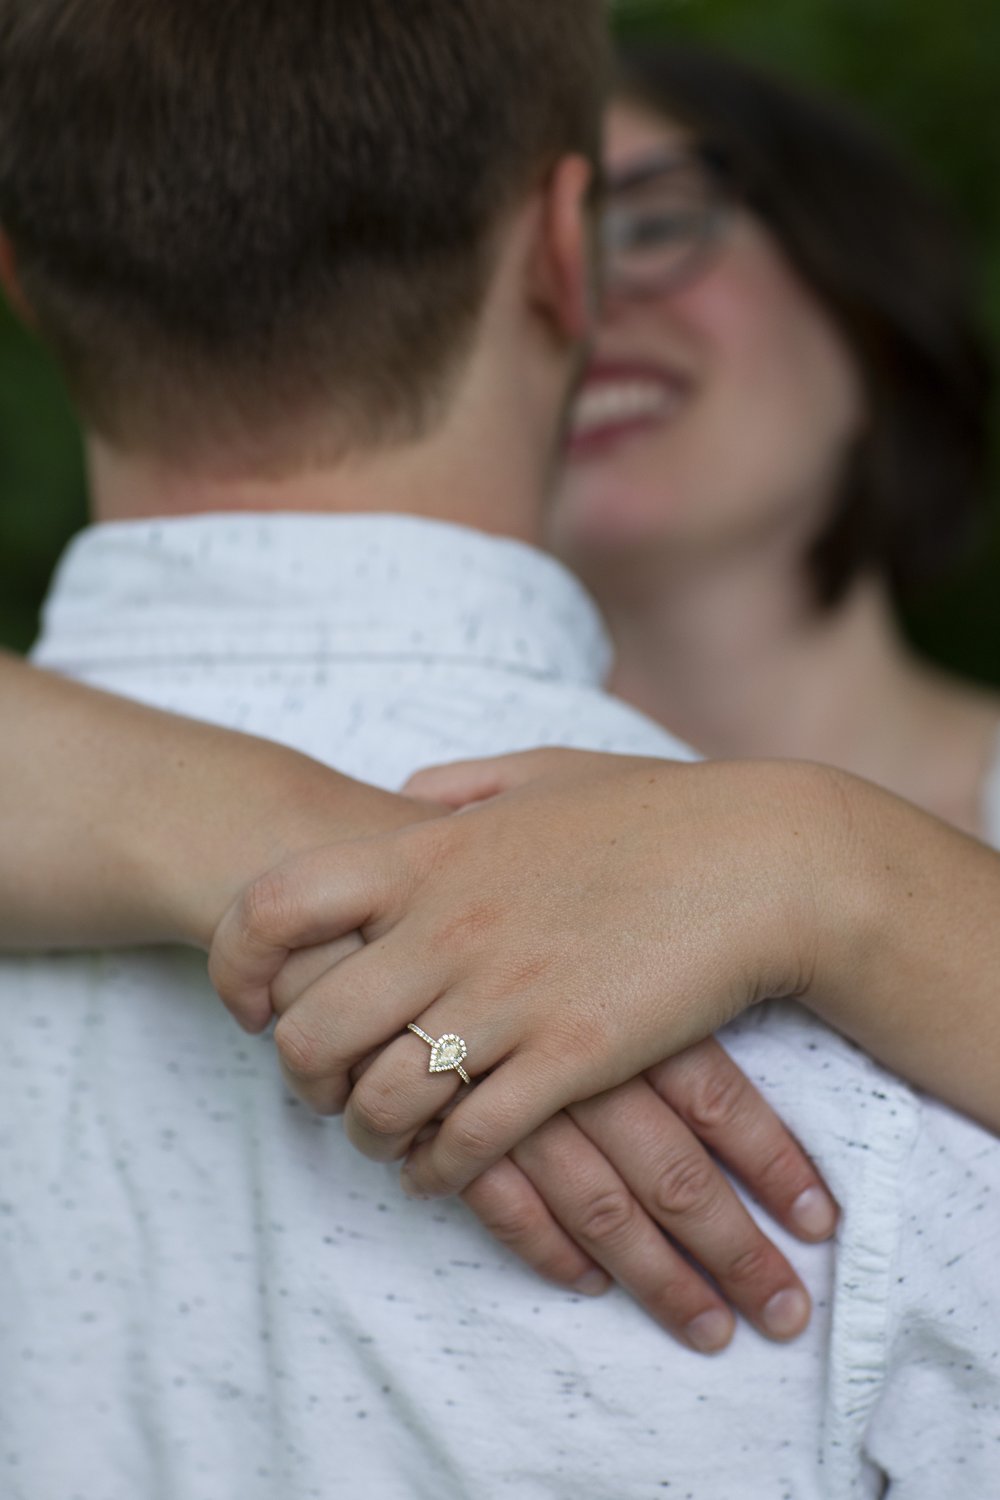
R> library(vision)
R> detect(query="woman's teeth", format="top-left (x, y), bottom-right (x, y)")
top-left (572, 380), bottom-right (680, 436)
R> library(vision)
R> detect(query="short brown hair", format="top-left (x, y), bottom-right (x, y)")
top-left (0, 0), bottom-right (609, 462)
top-left (617, 42), bottom-right (994, 603)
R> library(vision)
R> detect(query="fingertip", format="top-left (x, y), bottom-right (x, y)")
top-left (399, 1166), bottom-right (435, 1202)
top-left (400, 1156), bottom-right (462, 1201)
top-left (685, 1308), bottom-right (735, 1355)
top-left (402, 766), bottom-right (443, 799)
top-left (573, 1269), bottom-right (612, 1297)
top-left (402, 761), bottom-right (484, 805)
top-left (225, 994), bottom-right (274, 1035)
top-left (789, 1186), bottom-right (839, 1241)
top-left (761, 1287), bottom-right (811, 1342)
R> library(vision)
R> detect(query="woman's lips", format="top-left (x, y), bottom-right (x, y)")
top-left (568, 363), bottom-right (688, 458)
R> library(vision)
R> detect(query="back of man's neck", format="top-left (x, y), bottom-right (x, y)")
top-left (86, 430), bottom-right (547, 549)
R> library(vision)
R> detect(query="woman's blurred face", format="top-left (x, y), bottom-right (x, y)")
top-left (551, 99), bottom-right (867, 571)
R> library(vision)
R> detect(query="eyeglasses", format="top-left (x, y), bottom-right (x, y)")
top-left (600, 145), bottom-right (735, 300)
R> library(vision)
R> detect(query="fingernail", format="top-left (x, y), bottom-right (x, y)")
top-left (685, 1309), bottom-right (733, 1354)
top-left (790, 1186), bottom-right (838, 1239)
top-left (762, 1288), bottom-right (810, 1340)
top-left (573, 1270), bottom-right (612, 1298)
top-left (399, 1170), bottom-right (431, 1202)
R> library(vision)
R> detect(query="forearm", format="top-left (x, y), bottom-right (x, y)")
top-left (0, 652), bottom-right (419, 950)
top-left (802, 765), bottom-right (1000, 1131)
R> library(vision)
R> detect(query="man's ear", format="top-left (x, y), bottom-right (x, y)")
top-left (529, 154), bottom-right (598, 344)
top-left (0, 231), bottom-right (35, 326)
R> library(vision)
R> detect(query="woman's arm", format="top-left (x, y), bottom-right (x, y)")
top-left (0, 658), bottom-right (837, 1350)
top-left (0, 649), bottom-right (425, 949)
top-left (206, 749), bottom-right (1000, 1202)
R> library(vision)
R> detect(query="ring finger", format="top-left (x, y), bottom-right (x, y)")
top-left (343, 986), bottom-right (526, 1161)
top-left (342, 1024), bottom-right (474, 1158)
top-left (271, 933), bottom-right (453, 1115)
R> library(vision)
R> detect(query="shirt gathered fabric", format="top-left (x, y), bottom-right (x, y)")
top-left (3, 512), bottom-right (996, 1500)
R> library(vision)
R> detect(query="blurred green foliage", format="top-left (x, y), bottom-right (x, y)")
top-left (0, 295), bottom-right (87, 652)
top-left (1, 0), bottom-right (998, 678)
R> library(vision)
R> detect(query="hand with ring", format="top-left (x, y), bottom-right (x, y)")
top-left (208, 751), bottom-right (850, 1348)
top-left (212, 752), bottom-right (838, 1193)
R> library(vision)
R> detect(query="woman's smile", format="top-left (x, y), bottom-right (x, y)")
top-left (568, 359), bottom-right (691, 458)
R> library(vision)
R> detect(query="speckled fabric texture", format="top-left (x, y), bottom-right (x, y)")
top-left (1, 513), bottom-right (996, 1499)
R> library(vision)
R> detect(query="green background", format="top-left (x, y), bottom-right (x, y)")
top-left (2, 0), bottom-right (998, 677)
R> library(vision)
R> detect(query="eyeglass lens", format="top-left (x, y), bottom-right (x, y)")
top-left (602, 155), bottom-right (728, 296)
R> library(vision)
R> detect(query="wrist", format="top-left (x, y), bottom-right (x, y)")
top-left (162, 745), bottom-right (337, 949)
top-left (643, 758), bottom-right (846, 1025)
top-left (159, 741), bottom-right (441, 951)
top-left (695, 759), bottom-right (866, 1016)
top-left (154, 742), bottom-right (385, 949)
top-left (793, 764), bottom-right (896, 1033)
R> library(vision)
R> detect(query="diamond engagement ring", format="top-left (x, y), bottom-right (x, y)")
top-left (407, 1024), bottom-right (472, 1086)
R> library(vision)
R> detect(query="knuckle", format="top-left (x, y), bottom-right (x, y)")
top-left (649, 1152), bottom-right (719, 1220)
top-left (468, 1183), bottom-right (543, 1252)
top-left (682, 1065), bottom-right (750, 1135)
top-left (493, 950), bottom-right (557, 998)
top-left (465, 1169), bottom-right (590, 1283)
top-left (526, 1244), bottom-right (590, 1287)
top-left (434, 902), bottom-right (498, 947)
top-left (446, 1112), bottom-right (498, 1168)
top-left (476, 1201), bottom-right (540, 1249)
top-left (574, 1186), bottom-right (639, 1247)
top-left (755, 1141), bottom-right (810, 1198)
top-left (426, 872), bottom-right (526, 954)
top-left (271, 935), bottom-right (363, 1015)
top-left (644, 1276), bottom-right (713, 1331)
top-left (723, 1241), bottom-right (777, 1291)
top-left (273, 1013), bottom-right (327, 1082)
top-left (240, 865), bottom-right (298, 946)
top-left (545, 1012), bottom-right (609, 1077)
top-left (350, 1074), bottom-right (410, 1140)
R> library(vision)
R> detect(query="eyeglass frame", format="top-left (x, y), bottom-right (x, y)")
top-left (599, 141), bottom-right (740, 301)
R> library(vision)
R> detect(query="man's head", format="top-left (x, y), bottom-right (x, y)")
top-left (0, 0), bottom-right (609, 475)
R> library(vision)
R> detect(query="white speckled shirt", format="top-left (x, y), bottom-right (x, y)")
top-left (3, 513), bottom-right (998, 1499)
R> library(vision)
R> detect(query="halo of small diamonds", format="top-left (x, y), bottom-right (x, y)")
top-left (429, 1033), bottom-right (467, 1073)
top-left (407, 1024), bottom-right (472, 1085)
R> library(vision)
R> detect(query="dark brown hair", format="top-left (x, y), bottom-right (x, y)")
top-left (0, 0), bottom-right (609, 462)
top-left (617, 42), bottom-right (995, 603)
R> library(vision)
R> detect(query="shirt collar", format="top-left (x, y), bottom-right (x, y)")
top-left (35, 513), bottom-right (614, 686)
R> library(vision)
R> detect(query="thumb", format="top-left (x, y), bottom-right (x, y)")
top-left (207, 838), bottom-right (409, 1033)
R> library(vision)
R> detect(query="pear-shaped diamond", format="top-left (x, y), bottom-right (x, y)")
top-left (429, 1034), bottom-right (468, 1073)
